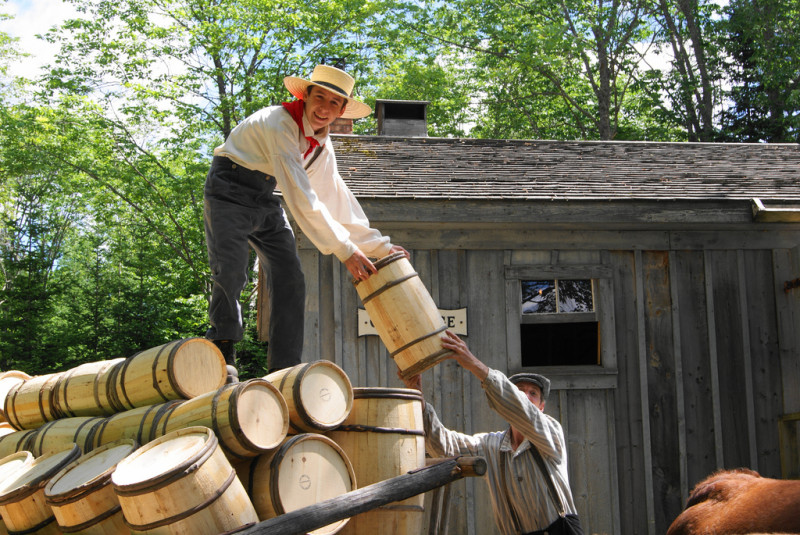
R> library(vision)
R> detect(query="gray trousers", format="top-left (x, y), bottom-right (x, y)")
top-left (203, 156), bottom-right (305, 370)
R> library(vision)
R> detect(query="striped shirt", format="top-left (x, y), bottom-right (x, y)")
top-left (423, 369), bottom-right (578, 535)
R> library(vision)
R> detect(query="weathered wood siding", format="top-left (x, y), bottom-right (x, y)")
top-left (289, 219), bottom-right (800, 535)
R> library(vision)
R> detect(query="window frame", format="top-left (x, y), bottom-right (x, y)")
top-left (505, 264), bottom-right (618, 390)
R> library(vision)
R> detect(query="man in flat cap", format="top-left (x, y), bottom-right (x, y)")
top-left (204, 64), bottom-right (408, 380)
top-left (402, 330), bottom-right (583, 535)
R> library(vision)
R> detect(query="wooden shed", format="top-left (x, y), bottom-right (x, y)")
top-left (261, 128), bottom-right (800, 534)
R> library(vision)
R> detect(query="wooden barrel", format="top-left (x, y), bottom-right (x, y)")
top-left (25, 416), bottom-right (104, 457)
top-left (353, 252), bottom-right (452, 379)
top-left (111, 426), bottom-right (258, 535)
top-left (44, 439), bottom-right (138, 534)
top-left (0, 422), bottom-right (15, 438)
top-left (328, 387), bottom-right (426, 535)
top-left (88, 400), bottom-right (181, 450)
top-left (265, 361), bottom-right (353, 434)
top-left (235, 433), bottom-right (356, 534)
top-left (158, 379), bottom-right (288, 461)
top-left (0, 429), bottom-right (36, 460)
top-left (3, 373), bottom-right (62, 430)
top-left (53, 359), bottom-right (125, 418)
top-left (0, 371), bottom-right (31, 424)
top-left (109, 338), bottom-right (227, 412)
top-left (0, 451), bottom-right (35, 535)
top-left (0, 444), bottom-right (82, 535)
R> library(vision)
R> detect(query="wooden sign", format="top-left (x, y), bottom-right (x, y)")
top-left (358, 308), bottom-right (467, 337)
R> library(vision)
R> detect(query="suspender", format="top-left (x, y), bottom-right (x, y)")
top-left (499, 444), bottom-right (567, 534)
top-left (304, 145), bottom-right (324, 170)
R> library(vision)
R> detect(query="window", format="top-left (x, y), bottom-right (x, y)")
top-left (520, 278), bottom-right (599, 367)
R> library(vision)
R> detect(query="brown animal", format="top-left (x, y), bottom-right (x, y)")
top-left (667, 468), bottom-right (800, 535)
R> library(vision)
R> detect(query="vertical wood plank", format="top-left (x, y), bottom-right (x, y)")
top-left (634, 250), bottom-right (656, 535)
top-left (773, 247), bottom-right (800, 413)
top-left (737, 250), bottom-right (759, 468)
top-left (703, 250), bottom-right (725, 468)
top-left (668, 251), bottom-right (689, 506)
top-left (743, 249), bottom-right (782, 477)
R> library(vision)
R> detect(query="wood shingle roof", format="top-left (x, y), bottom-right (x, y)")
top-left (332, 136), bottom-right (800, 202)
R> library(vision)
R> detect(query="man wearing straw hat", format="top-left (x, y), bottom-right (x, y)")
top-left (401, 330), bottom-right (584, 535)
top-left (204, 64), bottom-right (408, 381)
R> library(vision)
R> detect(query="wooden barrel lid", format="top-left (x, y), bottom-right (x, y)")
top-left (0, 444), bottom-right (81, 504)
top-left (111, 426), bottom-right (214, 492)
top-left (168, 339), bottom-right (226, 399)
top-left (295, 362), bottom-right (353, 429)
top-left (232, 380), bottom-right (289, 451)
top-left (45, 439), bottom-right (138, 502)
top-left (271, 434), bottom-right (355, 528)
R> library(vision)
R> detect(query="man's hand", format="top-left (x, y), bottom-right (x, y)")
top-left (390, 245), bottom-right (411, 259)
top-left (441, 330), bottom-right (490, 381)
top-left (345, 249), bottom-right (377, 281)
top-left (399, 370), bottom-right (422, 391)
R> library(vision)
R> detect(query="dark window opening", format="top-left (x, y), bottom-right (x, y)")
top-left (520, 322), bottom-right (599, 367)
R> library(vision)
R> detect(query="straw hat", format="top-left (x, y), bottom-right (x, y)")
top-left (284, 65), bottom-right (372, 120)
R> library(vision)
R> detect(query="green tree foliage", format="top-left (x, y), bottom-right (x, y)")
top-left (718, 0), bottom-right (800, 142)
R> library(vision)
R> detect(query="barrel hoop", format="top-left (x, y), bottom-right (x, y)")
top-left (149, 400), bottom-right (182, 442)
top-left (360, 272), bottom-right (419, 305)
top-left (291, 364), bottom-right (319, 431)
top-left (268, 435), bottom-right (305, 515)
top-left (6, 514), bottom-right (56, 535)
top-left (37, 376), bottom-right (52, 425)
top-left (57, 504), bottom-right (122, 533)
top-left (105, 359), bottom-right (126, 413)
top-left (352, 391), bottom-right (425, 402)
top-left (398, 348), bottom-right (454, 380)
top-left (214, 382), bottom-right (252, 456)
top-left (46, 474), bottom-right (112, 505)
top-left (122, 468), bottom-right (236, 531)
top-left (155, 340), bottom-right (180, 402)
top-left (117, 352), bottom-right (140, 410)
top-left (93, 360), bottom-right (116, 415)
top-left (55, 368), bottom-right (76, 417)
top-left (165, 338), bottom-right (188, 399)
top-left (30, 419), bottom-right (58, 454)
top-left (278, 372), bottom-right (303, 434)
top-left (335, 424), bottom-right (425, 437)
top-left (113, 431), bottom-right (218, 496)
top-left (5, 383), bottom-right (22, 430)
top-left (73, 417), bottom-right (99, 452)
top-left (389, 325), bottom-right (448, 359)
top-left (352, 252), bottom-right (406, 286)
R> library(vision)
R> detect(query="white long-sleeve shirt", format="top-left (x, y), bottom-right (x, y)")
top-left (423, 369), bottom-right (579, 534)
top-left (213, 105), bottom-right (393, 262)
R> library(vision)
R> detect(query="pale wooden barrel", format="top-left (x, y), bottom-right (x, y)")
top-left (44, 439), bottom-right (138, 535)
top-left (88, 400), bottom-right (182, 450)
top-left (3, 373), bottom-right (62, 430)
top-left (110, 338), bottom-right (226, 411)
top-left (53, 359), bottom-right (125, 418)
top-left (0, 444), bottom-right (82, 535)
top-left (265, 361), bottom-right (353, 434)
top-left (0, 429), bottom-right (36, 460)
top-left (235, 433), bottom-right (356, 535)
top-left (25, 416), bottom-right (104, 457)
top-left (353, 253), bottom-right (452, 379)
top-left (328, 387), bottom-right (426, 535)
top-left (0, 422), bottom-right (15, 438)
top-left (158, 379), bottom-right (288, 460)
top-left (0, 451), bottom-right (35, 535)
top-left (0, 371), bottom-right (31, 424)
top-left (112, 426), bottom-right (258, 535)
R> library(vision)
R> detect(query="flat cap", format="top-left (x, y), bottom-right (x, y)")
top-left (508, 373), bottom-right (551, 400)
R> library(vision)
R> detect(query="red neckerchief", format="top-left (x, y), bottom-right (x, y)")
top-left (282, 99), bottom-right (321, 158)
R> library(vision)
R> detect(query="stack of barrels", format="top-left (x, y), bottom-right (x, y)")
top-left (0, 337), bottom-right (427, 535)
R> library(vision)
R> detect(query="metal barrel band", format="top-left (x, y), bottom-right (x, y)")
top-left (360, 272), bottom-right (420, 305)
top-left (6, 514), bottom-right (57, 535)
top-left (389, 325), bottom-right (448, 358)
top-left (336, 424), bottom-right (425, 436)
top-left (57, 504), bottom-right (122, 533)
top-left (122, 469), bottom-right (237, 531)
